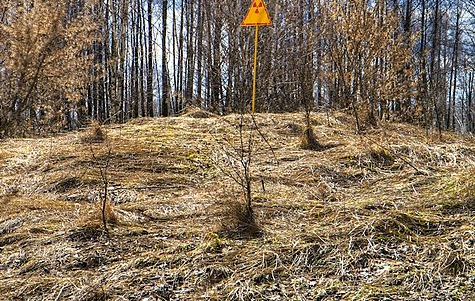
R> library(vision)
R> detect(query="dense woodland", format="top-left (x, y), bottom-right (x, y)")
top-left (1, 0), bottom-right (475, 137)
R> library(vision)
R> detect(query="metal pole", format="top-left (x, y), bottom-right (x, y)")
top-left (252, 25), bottom-right (259, 116)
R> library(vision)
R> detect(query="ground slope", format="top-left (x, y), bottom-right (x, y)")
top-left (1, 112), bottom-right (475, 300)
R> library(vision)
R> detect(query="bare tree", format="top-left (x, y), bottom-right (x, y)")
top-left (87, 124), bottom-right (114, 234)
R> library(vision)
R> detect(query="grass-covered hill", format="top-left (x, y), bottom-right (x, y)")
top-left (1, 111), bottom-right (475, 300)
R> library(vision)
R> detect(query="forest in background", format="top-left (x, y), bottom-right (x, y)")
top-left (1, 0), bottom-right (475, 137)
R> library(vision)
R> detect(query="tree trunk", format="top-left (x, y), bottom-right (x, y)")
top-left (147, 0), bottom-right (154, 117)
top-left (161, 0), bottom-right (169, 116)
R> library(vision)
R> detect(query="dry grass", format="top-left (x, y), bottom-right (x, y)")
top-left (180, 105), bottom-right (216, 118)
top-left (80, 121), bottom-right (106, 144)
top-left (218, 200), bottom-right (261, 238)
top-left (1, 112), bottom-right (475, 300)
top-left (300, 126), bottom-right (326, 150)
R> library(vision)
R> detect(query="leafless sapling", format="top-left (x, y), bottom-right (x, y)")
top-left (88, 125), bottom-right (114, 234)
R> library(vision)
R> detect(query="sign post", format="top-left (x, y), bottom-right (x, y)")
top-left (240, 0), bottom-right (272, 116)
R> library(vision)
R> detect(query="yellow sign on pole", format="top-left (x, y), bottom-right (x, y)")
top-left (241, 0), bottom-right (272, 26)
top-left (241, 0), bottom-right (272, 115)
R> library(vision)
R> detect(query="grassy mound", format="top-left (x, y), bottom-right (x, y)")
top-left (1, 112), bottom-right (475, 299)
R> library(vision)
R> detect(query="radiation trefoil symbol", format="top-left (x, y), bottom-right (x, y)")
top-left (241, 0), bottom-right (272, 26)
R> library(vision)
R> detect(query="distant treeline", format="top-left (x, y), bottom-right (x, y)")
top-left (1, 0), bottom-right (474, 137)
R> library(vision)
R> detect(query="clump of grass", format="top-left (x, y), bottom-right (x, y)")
top-left (436, 168), bottom-right (475, 213)
top-left (219, 200), bottom-right (260, 238)
top-left (359, 212), bottom-right (452, 244)
top-left (300, 126), bottom-right (325, 151)
top-left (201, 232), bottom-right (225, 253)
top-left (81, 201), bottom-right (117, 227)
top-left (81, 121), bottom-right (106, 144)
top-left (226, 280), bottom-right (262, 301)
top-left (78, 285), bottom-right (108, 301)
top-left (368, 144), bottom-right (395, 166)
top-left (104, 200), bottom-right (117, 225)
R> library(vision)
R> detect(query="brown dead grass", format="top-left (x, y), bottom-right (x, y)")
top-left (80, 121), bottom-right (106, 144)
top-left (300, 126), bottom-right (325, 150)
top-left (1, 112), bottom-right (475, 300)
top-left (180, 105), bottom-right (216, 118)
top-left (218, 200), bottom-right (261, 238)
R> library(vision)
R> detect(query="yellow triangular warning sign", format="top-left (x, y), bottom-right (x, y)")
top-left (241, 0), bottom-right (272, 26)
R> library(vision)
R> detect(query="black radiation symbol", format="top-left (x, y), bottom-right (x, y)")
top-left (253, 1), bottom-right (264, 13)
